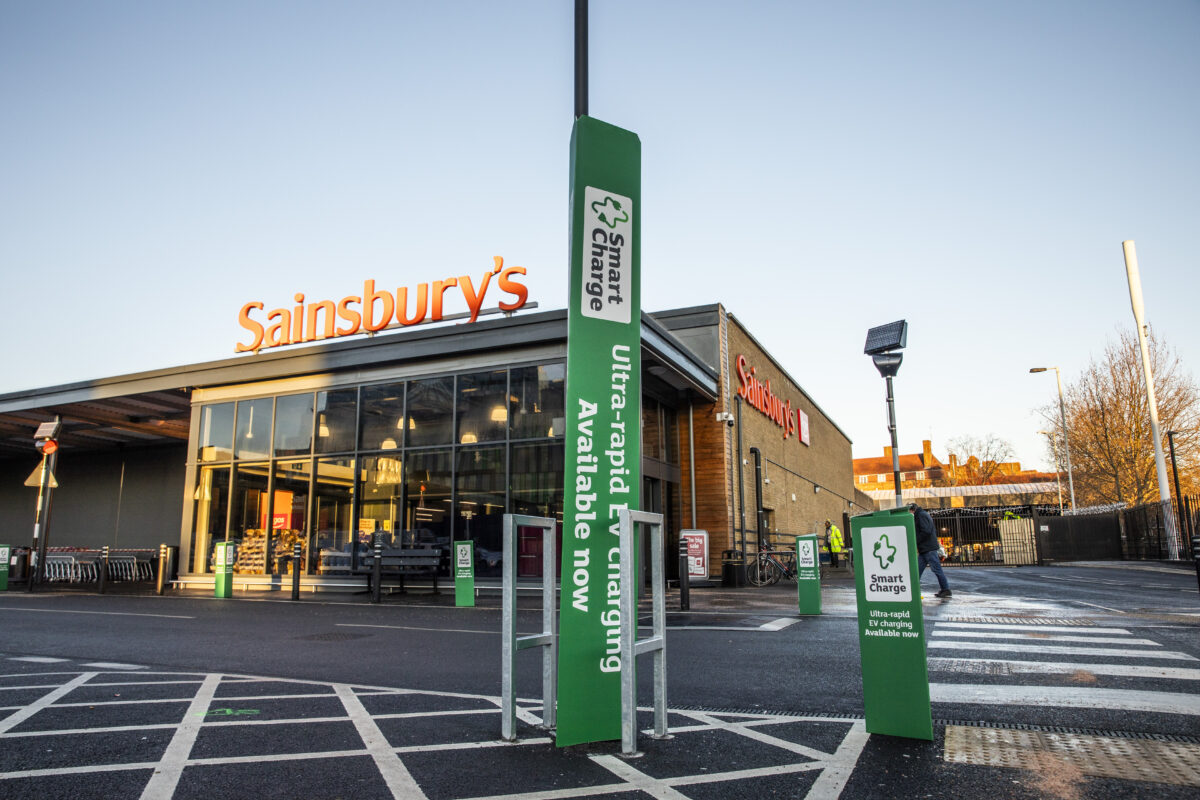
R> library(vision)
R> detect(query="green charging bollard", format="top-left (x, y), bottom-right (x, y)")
top-left (0, 545), bottom-right (10, 592)
top-left (454, 540), bottom-right (475, 607)
top-left (795, 534), bottom-right (821, 615)
top-left (214, 541), bottom-right (234, 598)
top-left (850, 507), bottom-right (932, 741)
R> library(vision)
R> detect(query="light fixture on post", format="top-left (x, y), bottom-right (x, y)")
top-left (1029, 367), bottom-right (1075, 510)
top-left (865, 320), bottom-right (908, 509)
top-left (1037, 430), bottom-right (1064, 514)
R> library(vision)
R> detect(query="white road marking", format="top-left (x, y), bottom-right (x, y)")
top-left (930, 683), bottom-right (1200, 716)
top-left (806, 720), bottom-right (870, 800)
top-left (7, 656), bottom-right (70, 663)
top-left (138, 672), bottom-right (221, 800)
top-left (339, 623), bottom-right (497, 635)
top-left (1074, 601), bottom-right (1125, 613)
top-left (0, 608), bottom-right (193, 619)
top-left (81, 662), bottom-right (146, 670)
top-left (590, 754), bottom-right (695, 799)
top-left (937, 622), bottom-right (1132, 635)
top-left (927, 640), bottom-right (1197, 660)
top-left (927, 657), bottom-right (1200, 681)
top-left (334, 683), bottom-right (427, 800)
top-left (931, 630), bottom-right (1160, 646)
top-left (0, 672), bottom-right (94, 735)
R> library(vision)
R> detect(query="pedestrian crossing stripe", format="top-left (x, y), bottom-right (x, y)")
top-left (927, 640), bottom-right (1196, 660)
top-left (931, 630), bottom-right (1158, 646)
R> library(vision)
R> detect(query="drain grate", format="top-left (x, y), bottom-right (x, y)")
top-left (294, 631), bottom-right (373, 642)
top-left (944, 724), bottom-right (1200, 786)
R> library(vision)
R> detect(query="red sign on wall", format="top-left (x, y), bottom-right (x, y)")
top-left (736, 354), bottom-right (811, 446)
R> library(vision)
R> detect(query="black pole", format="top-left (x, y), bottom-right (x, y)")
top-left (575, 0), bottom-right (588, 118)
top-left (885, 375), bottom-right (902, 508)
top-left (97, 545), bottom-right (109, 594)
top-left (735, 396), bottom-right (745, 564)
top-left (678, 538), bottom-right (690, 611)
top-left (1167, 432), bottom-right (1186, 540)
top-left (291, 542), bottom-right (302, 601)
top-left (372, 534), bottom-right (382, 604)
top-left (156, 543), bottom-right (167, 595)
top-left (750, 447), bottom-right (765, 551)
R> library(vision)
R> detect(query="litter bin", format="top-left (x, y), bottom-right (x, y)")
top-left (9, 548), bottom-right (29, 583)
top-left (721, 550), bottom-right (746, 587)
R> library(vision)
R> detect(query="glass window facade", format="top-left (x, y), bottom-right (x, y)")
top-left (186, 363), bottom-right (566, 579)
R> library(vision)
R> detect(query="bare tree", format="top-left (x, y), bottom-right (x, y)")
top-left (941, 434), bottom-right (1017, 486)
top-left (1041, 327), bottom-right (1200, 506)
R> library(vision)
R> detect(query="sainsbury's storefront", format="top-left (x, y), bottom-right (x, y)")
top-left (0, 295), bottom-right (861, 590)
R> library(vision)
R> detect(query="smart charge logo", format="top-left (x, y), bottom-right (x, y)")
top-left (862, 525), bottom-right (911, 602)
top-left (581, 187), bottom-right (632, 324)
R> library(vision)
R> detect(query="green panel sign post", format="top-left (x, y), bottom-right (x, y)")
top-left (851, 507), bottom-right (932, 740)
top-left (454, 540), bottom-right (475, 607)
top-left (557, 115), bottom-right (641, 747)
top-left (214, 541), bottom-right (234, 599)
top-left (0, 545), bottom-right (10, 591)
top-left (795, 535), bottom-right (820, 615)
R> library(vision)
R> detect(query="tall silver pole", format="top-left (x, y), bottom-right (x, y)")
top-left (1053, 368), bottom-right (1076, 510)
top-left (1123, 240), bottom-right (1179, 559)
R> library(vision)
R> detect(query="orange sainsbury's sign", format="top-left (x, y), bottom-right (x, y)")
top-left (236, 256), bottom-right (529, 352)
top-left (736, 354), bottom-right (810, 446)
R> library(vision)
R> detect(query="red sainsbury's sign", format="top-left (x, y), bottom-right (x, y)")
top-left (236, 256), bottom-right (529, 353)
top-left (736, 354), bottom-right (810, 445)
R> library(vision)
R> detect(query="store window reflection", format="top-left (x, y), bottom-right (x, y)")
top-left (511, 364), bottom-right (566, 440)
top-left (314, 457), bottom-right (355, 574)
top-left (273, 393), bottom-right (314, 458)
top-left (190, 465), bottom-right (229, 572)
top-left (197, 403), bottom-right (234, 462)
top-left (456, 370), bottom-right (507, 444)
top-left (404, 448), bottom-right (452, 573)
top-left (406, 376), bottom-right (454, 446)
top-left (511, 442), bottom-right (564, 578)
top-left (235, 398), bottom-right (273, 461)
top-left (316, 389), bottom-right (358, 454)
top-left (359, 383), bottom-right (404, 452)
top-left (270, 460), bottom-right (311, 575)
top-left (229, 463), bottom-right (271, 574)
top-left (358, 455), bottom-right (404, 552)
top-left (456, 446), bottom-right (506, 577)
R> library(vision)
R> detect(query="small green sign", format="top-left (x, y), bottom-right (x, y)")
top-left (214, 541), bottom-right (234, 599)
top-left (851, 508), bottom-right (932, 740)
top-left (0, 544), bottom-right (10, 591)
top-left (795, 535), bottom-right (820, 615)
top-left (454, 540), bottom-right (475, 607)
top-left (557, 115), bottom-right (642, 748)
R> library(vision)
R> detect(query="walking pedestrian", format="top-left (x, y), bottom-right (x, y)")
top-left (909, 502), bottom-right (951, 598)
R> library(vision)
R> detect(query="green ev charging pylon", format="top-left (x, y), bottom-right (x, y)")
top-left (795, 535), bottom-right (821, 615)
top-left (454, 540), bottom-right (475, 607)
top-left (557, 114), bottom-right (642, 748)
top-left (214, 542), bottom-right (234, 599)
top-left (850, 507), bottom-right (932, 740)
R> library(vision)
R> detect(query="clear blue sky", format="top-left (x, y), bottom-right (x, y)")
top-left (2, 1), bottom-right (1197, 471)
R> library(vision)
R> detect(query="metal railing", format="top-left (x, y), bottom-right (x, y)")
top-left (618, 508), bottom-right (669, 756)
top-left (500, 514), bottom-right (558, 742)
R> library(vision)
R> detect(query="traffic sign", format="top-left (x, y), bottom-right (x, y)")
top-left (37, 439), bottom-right (58, 455)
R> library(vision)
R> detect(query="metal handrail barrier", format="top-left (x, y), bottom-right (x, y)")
top-left (618, 508), bottom-right (669, 756)
top-left (500, 513), bottom-right (557, 742)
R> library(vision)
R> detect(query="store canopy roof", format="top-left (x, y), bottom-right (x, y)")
top-left (0, 309), bottom-right (718, 460)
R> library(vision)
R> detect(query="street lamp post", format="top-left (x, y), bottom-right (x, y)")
top-left (1038, 430), bottom-right (1064, 514)
top-left (865, 321), bottom-right (909, 510)
top-left (1166, 431), bottom-right (1191, 538)
top-left (1030, 366), bottom-right (1076, 510)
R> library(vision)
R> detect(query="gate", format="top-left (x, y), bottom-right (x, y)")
top-left (929, 508), bottom-right (1041, 566)
top-left (1037, 512), bottom-right (1121, 562)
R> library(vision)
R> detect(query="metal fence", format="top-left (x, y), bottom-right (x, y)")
top-left (928, 507), bottom-right (1048, 566)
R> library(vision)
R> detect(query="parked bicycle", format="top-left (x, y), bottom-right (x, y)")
top-left (746, 546), bottom-right (797, 586)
